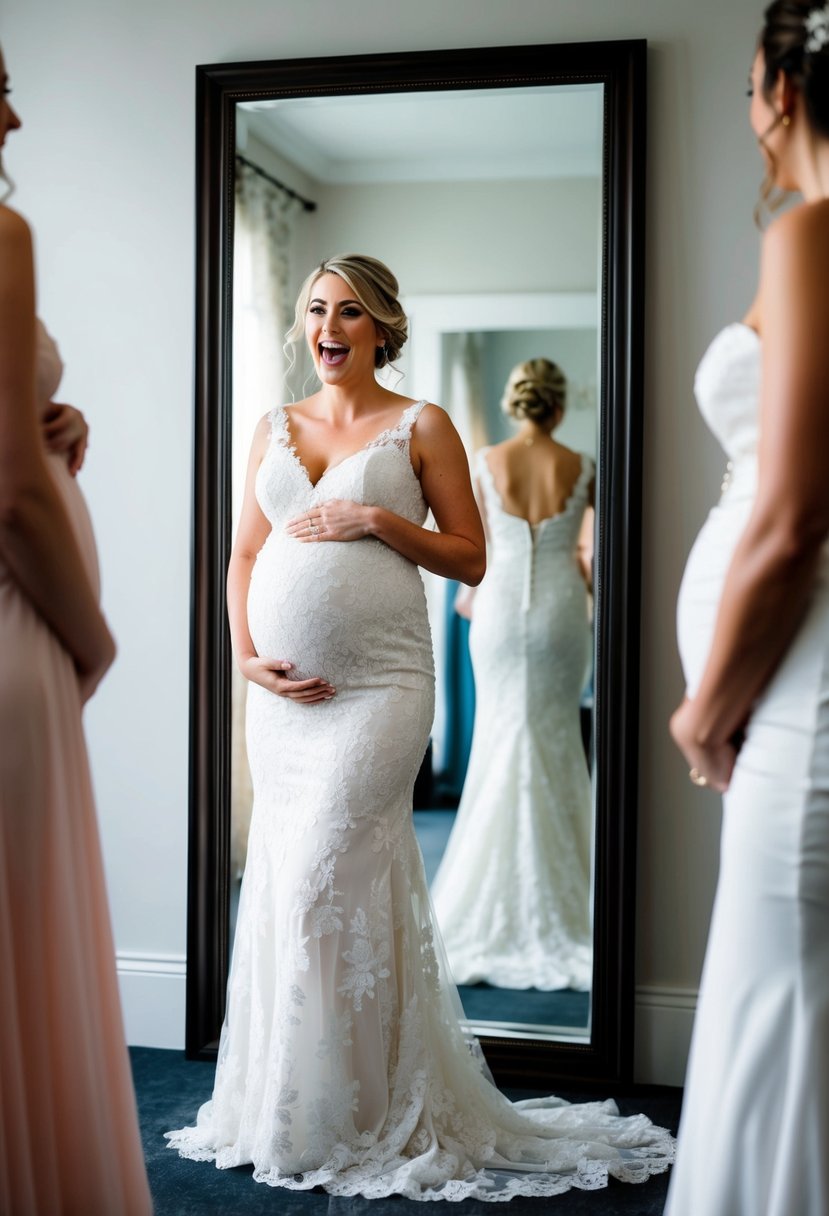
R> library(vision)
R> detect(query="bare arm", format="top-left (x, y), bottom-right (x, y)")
top-left (227, 416), bottom-right (336, 704)
top-left (0, 207), bottom-right (114, 692)
top-left (454, 468), bottom-right (488, 619)
top-left (671, 202), bottom-right (829, 789)
top-left (577, 490), bottom-right (595, 591)
top-left (286, 405), bottom-right (486, 586)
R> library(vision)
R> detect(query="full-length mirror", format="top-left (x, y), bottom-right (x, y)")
top-left (190, 41), bottom-right (646, 1087)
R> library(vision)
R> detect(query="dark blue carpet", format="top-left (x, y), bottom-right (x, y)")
top-left (133, 1047), bottom-right (679, 1215)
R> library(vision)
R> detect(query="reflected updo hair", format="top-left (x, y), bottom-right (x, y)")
top-left (286, 253), bottom-right (408, 371)
top-left (756, 1), bottom-right (829, 219)
top-left (501, 358), bottom-right (567, 425)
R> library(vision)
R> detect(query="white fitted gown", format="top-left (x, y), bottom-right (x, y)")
top-left (667, 323), bottom-right (829, 1215)
top-left (167, 401), bottom-right (674, 1201)
top-left (431, 448), bottom-right (594, 991)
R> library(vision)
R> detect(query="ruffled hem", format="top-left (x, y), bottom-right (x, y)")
top-left (165, 1123), bottom-right (675, 1203)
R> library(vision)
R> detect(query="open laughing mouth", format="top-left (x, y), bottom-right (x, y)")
top-left (319, 341), bottom-right (350, 367)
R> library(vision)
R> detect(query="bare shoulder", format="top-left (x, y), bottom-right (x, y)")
top-left (0, 205), bottom-right (33, 264)
top-left (249, 410), bottom-right (274, 461)
top-left (0, 204), bottom-right (32, 240)
top-left (411, 401), bottom-right (456, 440)
top-left (410, 404), bottom-right (465, 476)
top-left (410, 398), bottom-right (449, 428)
top-left (761, 201), bottom-right (829, 326)
top-left (765, 198), bottom-right (829, 245)
top-left (762, 200), bottom-right (829, 277)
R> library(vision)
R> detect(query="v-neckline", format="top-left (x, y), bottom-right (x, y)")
top-left (277, 401), bottom-right (420, 491)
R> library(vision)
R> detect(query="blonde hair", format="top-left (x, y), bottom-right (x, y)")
top-left (501, 358), bottom-right (567, 424)
top-left (285, 253), bottom-right (408, 374)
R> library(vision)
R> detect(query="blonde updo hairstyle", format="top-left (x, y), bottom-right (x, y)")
top-left (286, 253), bottom-right (408, 372)
top-left (501, 358), bottom-right (567, 426)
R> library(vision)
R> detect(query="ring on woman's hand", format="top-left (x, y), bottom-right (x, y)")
top-left (311, 525), bottom-right (319, 535)
top-left (689, 767), bottom-right (708, 787)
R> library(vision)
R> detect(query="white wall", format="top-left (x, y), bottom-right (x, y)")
top-left (4, 0), bottom-right (765, 1081)
top-left (315, 178), bottom-right (601, 293)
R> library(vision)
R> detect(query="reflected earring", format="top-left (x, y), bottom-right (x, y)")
top-left (782, 113), bottom-right (792, 127)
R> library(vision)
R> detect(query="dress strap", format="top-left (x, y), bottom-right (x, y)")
top-left (364, 399), bottom-right (429, 453)
top-left (475, 446), bottom-right (493, 474)
top-left (395, 398), bottom-right (428, 440)
top-left (267, 404), bottom-right (291, 445)
top-left (575, 452), bottom-right (596, 495)
top-left (475, 448), bottom-right (498, 499)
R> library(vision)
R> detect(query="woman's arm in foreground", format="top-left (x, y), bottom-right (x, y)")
top-left (41, 401), bottom-right (89, 475)
top-left (287, 405), bottom-right (486, 585)
top-left (227, 416), bottom-right (336, 704)
top-left (671, 202), bottom-right (829, 789)
top-left (0, 208), bottom-right (114, 692)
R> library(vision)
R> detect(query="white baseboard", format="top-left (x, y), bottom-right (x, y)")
top-left (117, 950), bottom-right (187, 1050)
top-left (634, 984), bottom-right (698, 1087)
top-left (113, 957), bottom-right (697, 1080)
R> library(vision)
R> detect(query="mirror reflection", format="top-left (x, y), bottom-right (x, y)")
top-left (427, 351), bottom-right (595, 1031)
top-left (229, 83), bottom-right (603, 1041)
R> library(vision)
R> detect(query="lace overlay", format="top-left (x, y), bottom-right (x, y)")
top-left (432, 450), bottom-right (595, 991)
top-left (166, 402), bottom-right (674, 1199)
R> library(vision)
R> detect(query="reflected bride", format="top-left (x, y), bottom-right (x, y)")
top-left (432, 358), bottom-right (595, 993)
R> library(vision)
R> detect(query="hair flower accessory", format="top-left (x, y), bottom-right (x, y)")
top-left (805, 2), bottom-right (829, 53)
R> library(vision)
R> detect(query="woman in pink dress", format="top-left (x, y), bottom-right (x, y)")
top-left (0, 46), bottom-right (152, 1215)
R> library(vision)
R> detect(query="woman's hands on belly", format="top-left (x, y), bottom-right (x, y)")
top-left (240, 655), bottom-right (336, 704)
top-left (285, 499), bottom-right (370, 543)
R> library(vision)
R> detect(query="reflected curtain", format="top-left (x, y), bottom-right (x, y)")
top-left (230, 164), bottom-right (299, 878)
top-left (433, 333), bottom-right (486, 798)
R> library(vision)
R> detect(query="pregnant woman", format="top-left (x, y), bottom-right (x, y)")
top-left (432, 358), bottom-right (594, 992)
top-left (667, 4), bottom-right (829, 1212)
top-left (167, 254), bottom-right (674, 1201)
top-left (0, 45), bottom-right (151, 1215)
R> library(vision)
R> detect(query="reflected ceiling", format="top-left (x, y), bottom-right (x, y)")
top-left (238, 85), bottom-right (603, 184)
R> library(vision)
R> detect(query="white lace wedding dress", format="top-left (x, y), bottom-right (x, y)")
top-left (667, 324), bottom-right (829, 1214)
top-left (431, 447), bottom-right (594, 991)
top-left (167, 400), bottom-right (674, 1200)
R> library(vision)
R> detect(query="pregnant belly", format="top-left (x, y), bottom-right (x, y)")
top-left (0, 456), bottom-right (99, 597)
top-left (677, 498), bottom-right (752, 696)
top-left (247, 534), bottom-right (433, 688)
top-left (47, 455), bottom-right (100, 598)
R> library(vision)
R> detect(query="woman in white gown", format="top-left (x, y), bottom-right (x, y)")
top-left (167, 255), bottom-right (674, 1200)
top-left (432, 358), bottom-right (594, 991)
top-left (667, 6), bottom-right (829, 1213)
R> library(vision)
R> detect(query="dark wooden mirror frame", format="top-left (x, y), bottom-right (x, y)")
top-left (188, 38), bottom-right (646, 1089)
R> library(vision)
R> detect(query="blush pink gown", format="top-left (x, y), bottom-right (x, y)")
top-left (0, 323), bottom-right (152, 1215)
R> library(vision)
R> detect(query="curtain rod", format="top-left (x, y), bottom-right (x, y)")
top-left (235, 153), bottom-right (317, 212)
